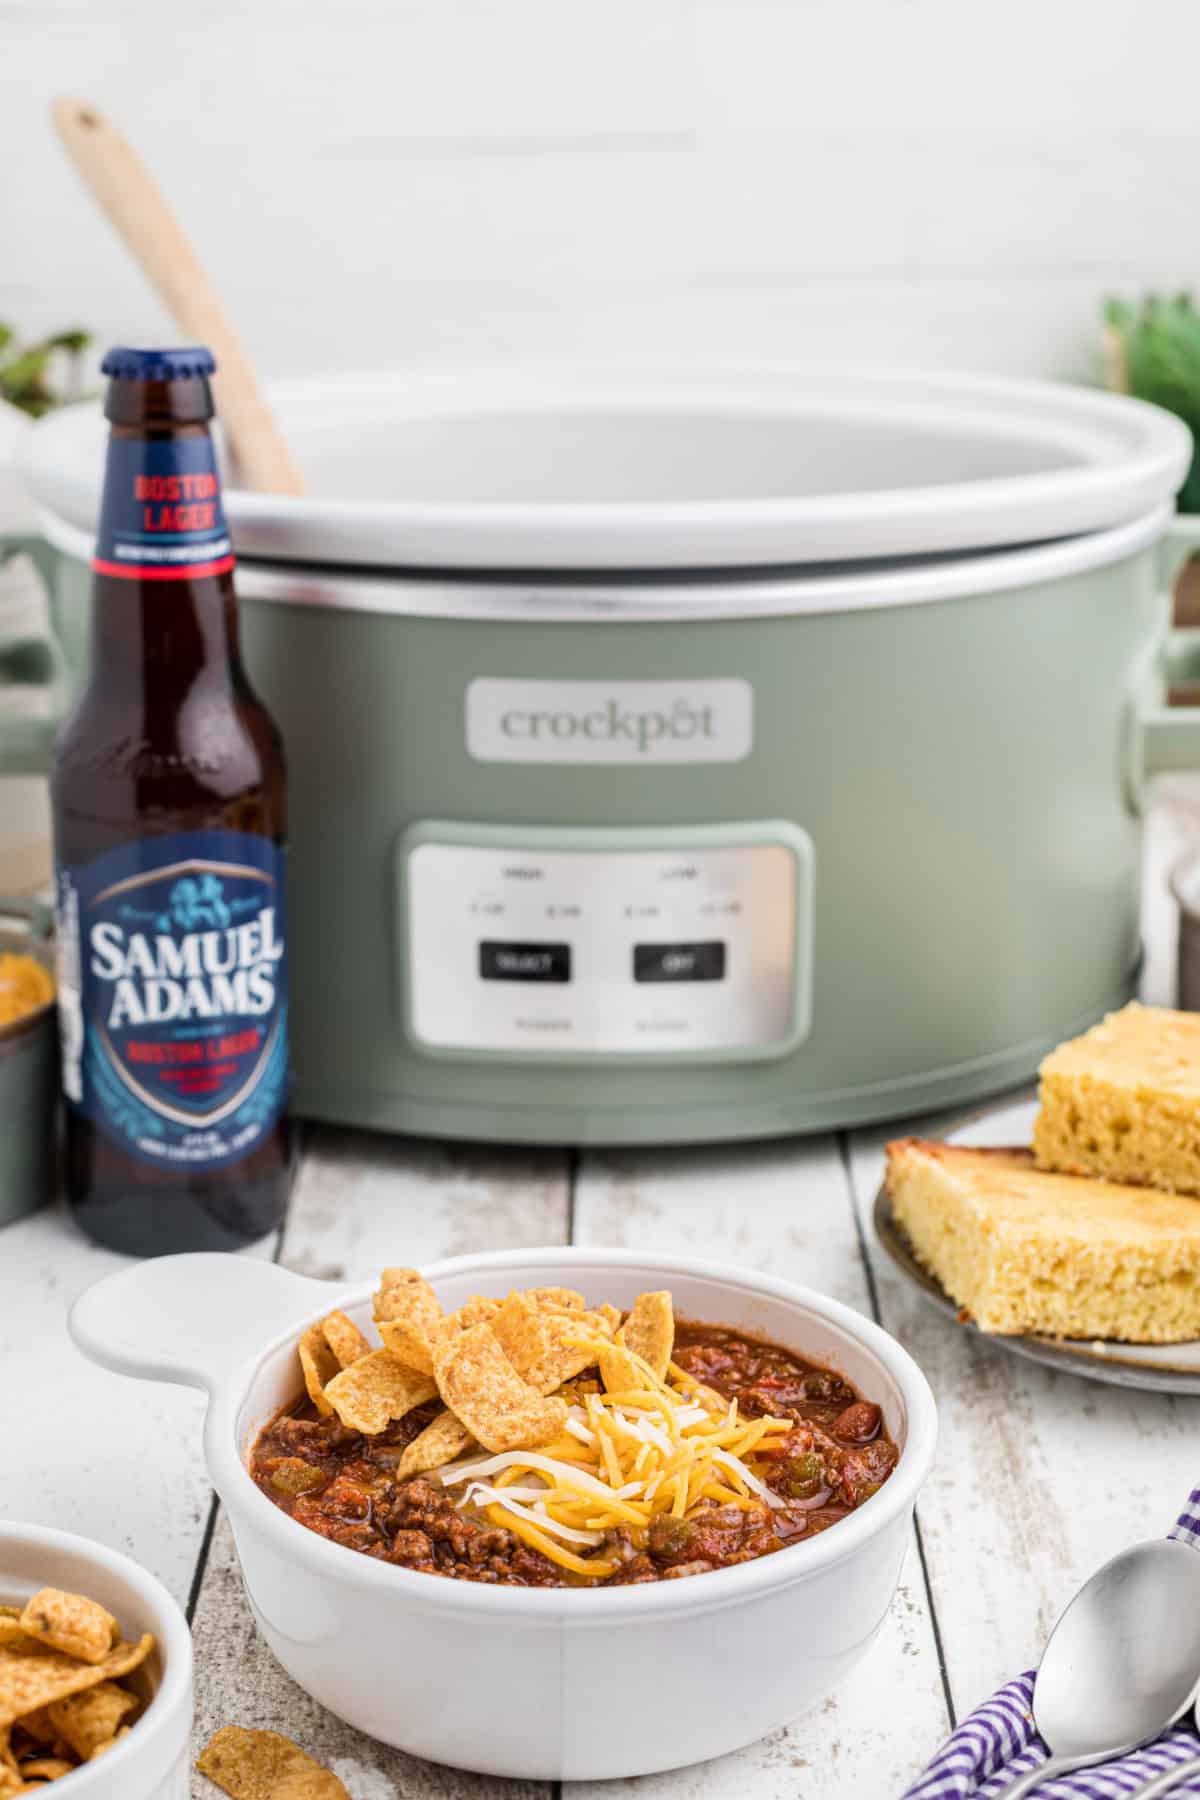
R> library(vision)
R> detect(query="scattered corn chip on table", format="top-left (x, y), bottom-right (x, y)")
top-left (4, 797), bottom-right (1200, 1799)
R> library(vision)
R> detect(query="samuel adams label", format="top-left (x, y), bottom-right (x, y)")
top-left (51, 347), bottom-right (292, 1255)
top-left (57, 832), bottom-right (288, 1167)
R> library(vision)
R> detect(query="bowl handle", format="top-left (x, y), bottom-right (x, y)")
top-left (69, 1254), bottom-right (341, 1395)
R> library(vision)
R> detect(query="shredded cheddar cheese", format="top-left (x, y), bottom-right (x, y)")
top-left (440, 1339), bottom-right (792, 1579)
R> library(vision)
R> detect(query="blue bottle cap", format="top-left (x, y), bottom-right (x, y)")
top-left (100, 346), bottom-right (217, 380)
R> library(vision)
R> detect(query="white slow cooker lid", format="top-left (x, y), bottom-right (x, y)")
top-left (22, 362), bottom-right (1191, 572)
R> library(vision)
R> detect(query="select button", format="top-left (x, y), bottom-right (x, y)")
top-left (634, 941), bottom-right (726, 983)
top-left (480, 941), bottom-right (571, 983)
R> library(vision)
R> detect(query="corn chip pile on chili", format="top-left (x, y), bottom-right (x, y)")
top-left (251, 1267), bottom-right (899, 1587)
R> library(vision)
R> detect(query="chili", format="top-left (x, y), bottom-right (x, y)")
top-left (249, 1320), bottom-right (899, 1587)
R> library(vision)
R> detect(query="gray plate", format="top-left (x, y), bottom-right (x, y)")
top-left (872, 1097), bottom-right (1200, 1395)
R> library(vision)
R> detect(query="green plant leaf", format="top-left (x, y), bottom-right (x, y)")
top-left (0, 326), bottom-right (91, 417)
top-left (1104, 295), bottom-right (1200, 512)
top-left (44, 329), bottom-right (90, 355)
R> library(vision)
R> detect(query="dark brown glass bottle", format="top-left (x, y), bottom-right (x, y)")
top-left (50, 347), bottom-right (292, 1255)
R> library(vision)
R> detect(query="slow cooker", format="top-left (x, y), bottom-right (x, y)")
top-left (6, 362), bottom-right (1200, 1145)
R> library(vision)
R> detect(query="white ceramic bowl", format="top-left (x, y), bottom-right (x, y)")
top-left (0, 1523), bottom-right (193, 1798)
top-left (69, 1249), bottom-right (937, 1781)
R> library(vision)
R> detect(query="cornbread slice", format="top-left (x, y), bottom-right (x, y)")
top-left (885, 1138), bottom-right (1200, 1341)
top-left (1033, 1003), bottom-right (1200, 1196)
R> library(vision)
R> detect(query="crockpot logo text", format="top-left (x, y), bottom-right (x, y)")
top-left (467, 678), bottom-right (753, 765)
top-left (501, 696), bottom-right (717, 755)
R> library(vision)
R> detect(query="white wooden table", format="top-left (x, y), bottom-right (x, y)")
top-left (5, 791), bottom-right (1200, 1800)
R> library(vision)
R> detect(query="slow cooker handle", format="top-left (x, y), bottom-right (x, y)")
top-left (0, 895), bottom-right (54, 939)
top-left (1129, 518), bottom-right (1200, 806)
top-left (0, 533), bottom-right (69, 776)
top-left (69, 1254), bottom-right (346, 1398)
top-left (1141, 640), bottom-right (1200, 782)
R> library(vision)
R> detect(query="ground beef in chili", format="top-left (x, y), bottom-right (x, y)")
top-left (249, 1321), bottom-right (900, 1587)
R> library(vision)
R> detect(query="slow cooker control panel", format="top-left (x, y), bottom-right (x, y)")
top-left (400, 822), bottom-right (813, 1062)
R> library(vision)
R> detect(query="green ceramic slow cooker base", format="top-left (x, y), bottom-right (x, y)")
top-left (293, 964), bottom-right (1139, 1147)
top-left (10, 514), bottom-right (1195, 1151)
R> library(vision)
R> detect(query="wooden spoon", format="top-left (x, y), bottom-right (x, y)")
top-left (51, 97), bottom-right (305, 496)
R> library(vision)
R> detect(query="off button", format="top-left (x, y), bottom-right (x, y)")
top-left (634, 941), bottom-right (726, 983)
top-left (479, 941), bottom-right (572, 983)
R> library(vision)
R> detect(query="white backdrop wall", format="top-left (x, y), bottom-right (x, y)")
top-left (4, 0), bottom-right (1200, 383)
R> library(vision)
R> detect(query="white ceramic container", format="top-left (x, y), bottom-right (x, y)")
top-left (0, 1522), bottom-right (193, 1799)
top-left (21, 363), bottom-right (1191, 568)
top-left (69, 1249), bottom-right (937, 1781)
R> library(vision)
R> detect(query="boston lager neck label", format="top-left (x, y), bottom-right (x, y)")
top-left (55, 829), bottom-right (288, 1170)
top-left (93, 434), bottom-right (234, 580)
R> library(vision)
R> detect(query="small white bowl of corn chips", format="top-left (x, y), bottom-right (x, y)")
top-left (0, 1523), bottom-right (193, 1797)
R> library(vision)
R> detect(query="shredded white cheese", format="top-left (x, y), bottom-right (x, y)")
top-left (441, 1449), bottom-right (629, 1503)
top-left (462, 1481), bottom-right (606, 1547)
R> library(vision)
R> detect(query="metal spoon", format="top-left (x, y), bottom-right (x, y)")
top-left (1121, 1694), bottom-right (1200, 1800)
top-left (990, 1539), bottom-right (1200, 1800)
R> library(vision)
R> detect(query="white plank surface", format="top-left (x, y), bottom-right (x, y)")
top-left (273, 1126), bottom-right (571, 1284)
top-left (0, 1198), bottom-right (276, 1610)
top-left (568, 1136), bottom-right (951, 1800)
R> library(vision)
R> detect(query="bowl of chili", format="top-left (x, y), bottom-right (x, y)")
top-left (69, 1248), bottom-right (937, 1781)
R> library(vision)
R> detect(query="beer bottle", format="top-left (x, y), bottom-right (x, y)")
top-left (50, 346), bottom-right (292, 1255)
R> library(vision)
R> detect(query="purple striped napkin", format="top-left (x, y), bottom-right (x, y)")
top-left (901, 1491), bottom-right (1200, 1799)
